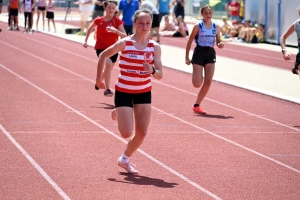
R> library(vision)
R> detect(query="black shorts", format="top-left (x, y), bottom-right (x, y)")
top-left (151, 14), bottom-right (159, 28)
top-left (191, 45), bottom-right (216, 66)
top-left (173, 30), bottom-right (189, 37)
top-left (9, 8), bottom-right (18, 16)
top-left (46, 11), bottom-right (54, 19)
top-left (114, 90), bottom-right (151, 108)
top-left (295, 53), bottom-right (300, 70)
top-left (96, 49), bottom-right (118, 63)
top-left (38, 7), bottom-right (46, 11)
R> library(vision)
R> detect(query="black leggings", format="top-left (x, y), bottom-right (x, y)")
top-left (24, 12), bottom-right (32, 29)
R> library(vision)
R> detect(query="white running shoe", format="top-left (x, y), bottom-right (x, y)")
top-left (117, 159), bottom-right (139, 174)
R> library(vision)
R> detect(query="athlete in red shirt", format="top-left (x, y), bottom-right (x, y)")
top-left (228, 0), bottom-right (240, 21)
top-left (83, 0), bottom-right (126, 97)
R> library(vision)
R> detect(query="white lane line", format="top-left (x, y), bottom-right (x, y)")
top-left (153, 80), bottom-right (300, 132)
top-left (2, 40), bottom-right (300, 169)
top-left (1, 39), bottom-right (299, 131)
top-left (8, 32), bottom-right (300, 104)
top-left (0, 64), bottom-right (222, 200)
top-left (152, 106), bottom-right (300, 174)
top-left (0, 124), bottom-right (71, 200)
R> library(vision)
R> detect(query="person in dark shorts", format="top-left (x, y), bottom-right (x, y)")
top-left (92, 0), bottom-right (104, 20)
top-left (23, 0), bottom-right (35, 33)
top-left (185, 5), bottom-right (224, 114)
top-left (46, 0), bottom-right (56, 32)
top-left (36, 0), bottom-right (46, 31)
top-left (95, 9), bottom-right (163, 174)
top-left (83, 0), bottom-right (126, 97)
top-left (8, 0), bottom-right (20, 31)
top-left (280, 6), bottom-right (300, 76)
top-left (140, 0), bottom-right (160, 43)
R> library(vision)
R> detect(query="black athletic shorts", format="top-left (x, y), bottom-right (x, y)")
top-left (9, 8), bottom-right (18, 16)
top-left (191, 45), bottom-right (216, 66)
top-left (114, 90), bottom-right (152, 108)
top-left (46, 11), bottom-right (54, 19)
top-left (96, 49), bottom-right (118, 63)
top-left (151, 14), bottom-right (159, 28)
top-left (38, 6), bottom-right (46, 11)
top-left (295, 53), bottom-right (300, 70)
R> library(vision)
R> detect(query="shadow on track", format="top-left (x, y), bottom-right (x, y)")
top-left (195, 114), bottom-right (234, 119)
top-left (107, 172), bottom-right (178, 188)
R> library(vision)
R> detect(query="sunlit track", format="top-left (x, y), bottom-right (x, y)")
top-left (1, 39), bottom-right (299, 132)
top-left (1, 27), bottom-right (300, 199)
top-left (0, 124), bottom-right (71, 200)
top-left (0, 63), bottom-right (222, 200)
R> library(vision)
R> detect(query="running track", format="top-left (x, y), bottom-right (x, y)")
top-left (0, 23), bottom-right (300, 200)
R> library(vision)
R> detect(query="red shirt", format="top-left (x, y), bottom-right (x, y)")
top-left (10, 0), bottom-right (20, 9)
top-left (94, 16), bottom-right (124, 50)
top-left (230, 1), bottom-right (240, 17)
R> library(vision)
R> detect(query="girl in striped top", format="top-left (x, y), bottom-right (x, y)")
top-left (96, 8), bottom-right (163, 174)
top-left (36, 0), bottom-right (46, 31)
top-left (46, 0), bottom-right (56, 32)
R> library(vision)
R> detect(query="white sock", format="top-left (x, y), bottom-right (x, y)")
top-left (119, 153), bottom-right (129, 163)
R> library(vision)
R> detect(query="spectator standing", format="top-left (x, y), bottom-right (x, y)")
top-left (8, 0), bottom-right (20, 31)
top-left (228, 0), bottom-right (240, 21)
top-left (83, 0), bottom-right (126, 97)
top-left (280, 6), bottom-right (300, 75)
top-left (0, 0), bottom-right (2, 15)
top-left (156, 0), bottom-right (170, 24)
top-left (74, 0), bottom-right (93, 35)
top-left (140, 0), bottom-right (160, 43)
top-left (173, 0), bottom-right (185, 20)
top-left (36, 0), bottom-right (46, 31)
top-left (96, 9), bottom-right (163, 174)
top-left (185, 5), bottom-right (224, 114)
top-left (118, 0), bottom-right (139, 35)
top-left (46, 0), bottom-right (56, 32)
top-left (239, 0), bottom-right (244, 20)
top-left (23, 0), bottom-right (35, 33)
top-left (92, 0), bottom-right (104, 20)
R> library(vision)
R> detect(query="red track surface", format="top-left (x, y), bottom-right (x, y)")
top-left (1, 22), bottom-right (300, 200)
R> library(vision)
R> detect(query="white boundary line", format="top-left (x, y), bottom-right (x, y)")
top-left (0, 124), bottom-right (71, 200)
top-left (7, 31), bottom-right (300, 105)
top-left (0, 63), bottom-right (222, 200)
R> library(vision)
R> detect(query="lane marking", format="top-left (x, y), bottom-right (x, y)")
top-left (151, 106), bottom-right (300, 174)
top-left (0, 124), bottom-right (71, 200)
top-left (5, 33), bottom-right (300, 104)
top-left (1, 39), bottom-right (299, 132)
top-left (0, 64), bottom-right (222, 200)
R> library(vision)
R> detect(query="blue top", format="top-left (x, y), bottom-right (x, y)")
top-left (118, 0), bottom-right (139, 26)
top-left (194, 20), bottom-right (217, 47)
top-left (158, 0), bottom-right (170, 13)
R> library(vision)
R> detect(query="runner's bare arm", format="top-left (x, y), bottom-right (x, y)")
top-left (152, 43), bottom-right (163, 80)
top-left (185, 24), bottom-right (198, 65)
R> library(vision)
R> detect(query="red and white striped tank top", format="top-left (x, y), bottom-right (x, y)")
top-left (38, 0), bottom-right (46, 7)
top-left (116, 37), bottom-right (155, 94)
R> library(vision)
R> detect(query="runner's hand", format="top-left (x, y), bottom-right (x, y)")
top-left (143, 63), bottom-right (153, 74)
top-left (83, 42), bottom-right (88, 48)
top-left (95, 79), bottom-right (105, 90)
top-left (217, 42), bottom-right (224, 49)
top-left (283, 52), bottom-right (291, 61)
top-left (185, 58), bottom-right (191, 65)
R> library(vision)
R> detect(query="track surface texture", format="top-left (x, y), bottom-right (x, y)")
top-left (0, 22), bottom-right (300, 200)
